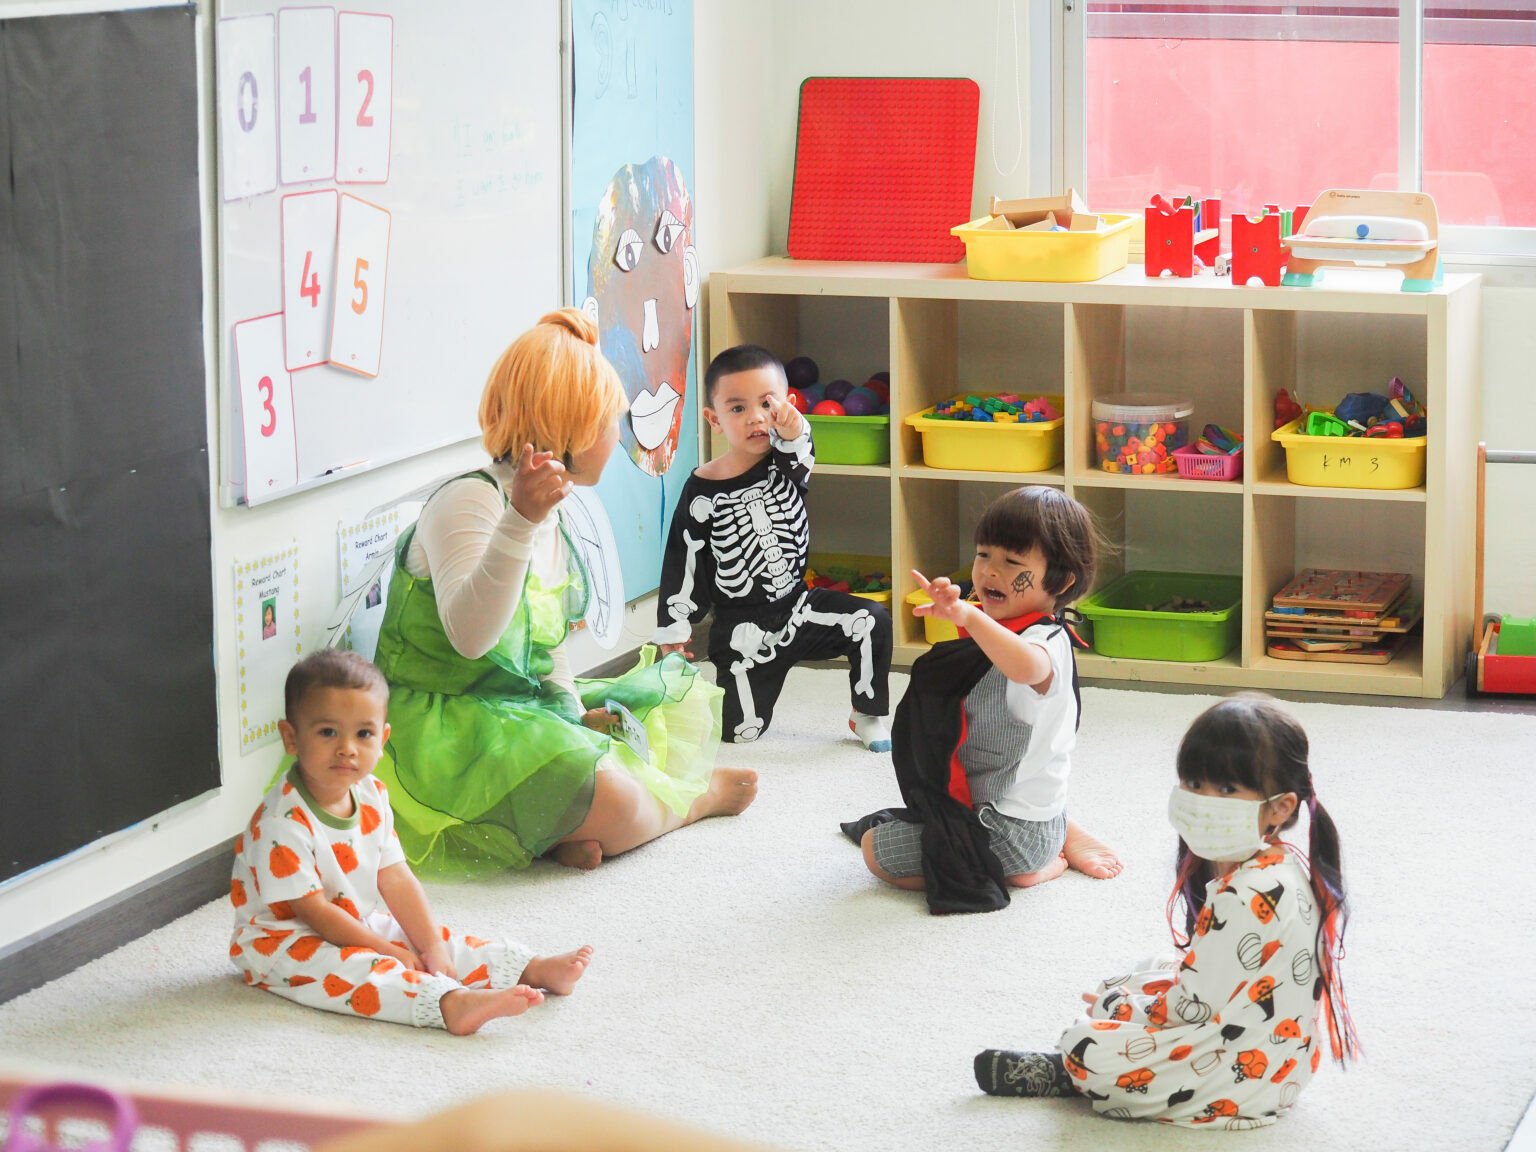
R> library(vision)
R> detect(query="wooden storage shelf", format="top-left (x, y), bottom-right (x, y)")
top-left (708, 258), bottom-right (1481, 699)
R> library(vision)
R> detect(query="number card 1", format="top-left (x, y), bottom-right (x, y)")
top-left (329, 194), bottom-right (391, 377)
top-left (337, 12), bottom-right (393, 183)
top-left (234, 313), bottom-right (300, 500)
top-left (216, 14), bottom-right (277, 201)
top-left (280, 189), bottom-right (338, 369)
top-left (278, 6), bottom-right (337, 185)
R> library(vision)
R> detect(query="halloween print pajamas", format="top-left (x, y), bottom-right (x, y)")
top-left (229, 770), bottom-right (534, 1029)
top-left (1054, 846), bottom-right (1325, 1129)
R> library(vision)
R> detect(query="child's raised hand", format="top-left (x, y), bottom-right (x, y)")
top-left (656, 640), bottom-right (695, 661)
top-left (911, 569), bottom-right (974, 626)
top-left (767, 391), bottom-right (805, 439)
top-left (509, 443), bottom-right (572, 523)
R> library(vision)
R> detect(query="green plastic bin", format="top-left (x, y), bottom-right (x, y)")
top-left (1077, 571), bottom-right (1242, 662)
top-left (805, 413), bottom-right (890, 464)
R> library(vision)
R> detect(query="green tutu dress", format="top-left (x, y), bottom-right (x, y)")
top-left (372, 476), bottom-right (723, 873)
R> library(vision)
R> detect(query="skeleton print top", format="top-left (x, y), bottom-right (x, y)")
top-left (1054, 844), bottom-right (1324, 1129)
top-left (654, 428), bottom-right (814, 642)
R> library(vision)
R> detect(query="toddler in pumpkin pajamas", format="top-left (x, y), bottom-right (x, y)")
top-left (229, 649), bottom-right (593, 1033)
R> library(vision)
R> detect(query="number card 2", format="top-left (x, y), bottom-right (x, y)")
top-left (337, 12), bottom-right (393, 183)
top-left (216, 14), bottom-right (277, 201)
top-left (329, 194), bottom-right (391, 377)
top-left (278, 6), bottom-right (337, 185)
top-left (280, 189), bottom-right (338, 369)
top-left (234, 313), bottom-right (299, 500)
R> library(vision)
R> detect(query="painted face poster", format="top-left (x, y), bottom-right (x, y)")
top-left (571, 0), bottom-right (696, 602)
top-left (234, 542), bottom-right (302, 751)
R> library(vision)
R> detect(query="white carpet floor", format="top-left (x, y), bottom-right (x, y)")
top-left (2, 670), bottom-right (1534, 1151)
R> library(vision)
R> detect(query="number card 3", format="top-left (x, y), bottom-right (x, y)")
top-left (280, 189), bottom-right (338, 369)
top-left (329, 194), bottom-right (391, 377)
top-left (216, 14), bottom-right (277, 201)
top-left (337, 12), bottom-right (393, 183)
top-left (234, 313), bottom-right (300, 500)
top-left (278, 6), bottom-right (337, 185)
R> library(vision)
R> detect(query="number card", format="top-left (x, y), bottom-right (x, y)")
top-left (337, 12), bottom-right (394, 183)
top-left (234, 313), bottom-right (299, 500)
top-left (278, 6), bottom-right (337, 185)
top-left (234, 542), bottom-right (303, 751)
top-left (280, 190), bottom-right (338, 369)
top-left (338, 509), bottom-right (400, 659)
top-left (329, 194), bottom-right (391, 376)
top-left (216, 14), bottom-right (277, 201)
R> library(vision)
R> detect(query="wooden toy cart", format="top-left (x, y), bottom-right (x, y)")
top-left (1467, 443), bottom-right (1536, 697)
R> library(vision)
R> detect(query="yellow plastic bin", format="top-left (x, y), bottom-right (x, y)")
top-left (1270, 417), bottom-right (1427, 490)
top-left (807, 553), bottom-right (892, 605)
top-left (904, 394), bottom-right (1065, 473)
top-left (951, 214), bottom-right (1135, 282)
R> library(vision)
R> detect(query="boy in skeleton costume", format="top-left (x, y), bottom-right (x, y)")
top-left (655, 346), bottom-right (892, 748)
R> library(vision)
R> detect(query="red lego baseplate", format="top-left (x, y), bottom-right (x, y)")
top-left (788, 77), bottom-right (980, 263)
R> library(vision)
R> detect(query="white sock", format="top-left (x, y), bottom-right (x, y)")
top-left (849, 710), bottom-right (891, 752)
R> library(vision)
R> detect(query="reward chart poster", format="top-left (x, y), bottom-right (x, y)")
top-left (571, 0), bottom-right (697, 603)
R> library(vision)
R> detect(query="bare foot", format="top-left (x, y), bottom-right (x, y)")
top-left (552, 839), bottom-right (603, 871)
top-left (1063, 820), bottom-right (1123, 879)
top-left (521, 945), bottom-right (594, 995)
top-left (440, 984), bottom-right (544, 1035)
top-left (686, 766), bottom-right (759, 822)
top-left (1007, 855), bottom-right (1069, 889)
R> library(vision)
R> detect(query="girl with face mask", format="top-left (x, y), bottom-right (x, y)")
top-left (972, 694), bottom-right (1360, 1129)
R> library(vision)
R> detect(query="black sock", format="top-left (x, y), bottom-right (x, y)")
top-left (974, 1050), bottom-right (1076, 1098)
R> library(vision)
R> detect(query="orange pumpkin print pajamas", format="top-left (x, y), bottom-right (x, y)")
top-left (1054, 846), bottom-right (1324, 1130)
top-left (229, 771), bottom-right (535, 1029)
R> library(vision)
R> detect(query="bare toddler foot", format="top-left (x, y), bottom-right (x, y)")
top-left (521, 945), bottom-right (594, 996)
top-left (552, 839), bottom-right (604, 871)
top-left (1007, 855), bottom-right (1069, 889)
top-left (687, 766), bottom-right (759, 821)
top-left (1063, 820), bottom-right (1123, 879)
top-left (440, 984), bottom-right (544, 1035)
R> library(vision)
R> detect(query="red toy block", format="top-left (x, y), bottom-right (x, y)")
top-left (1144, 195), bottom-right (1221, 278)
top-left (1230, 204), bottom-right (1312, 287)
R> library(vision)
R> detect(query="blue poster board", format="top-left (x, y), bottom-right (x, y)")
top-left (571, 0), bottom-right (697, 603)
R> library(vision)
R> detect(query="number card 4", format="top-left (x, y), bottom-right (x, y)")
top-left (280, 189), bottom-right (338, 369)
top-left (234, 313), bottom-right (299, 500)
top-left (216, 14), bottom-right (277, 201)
top-left (278, 6), bottom-right (337, 185)
top-left (337, 11), bottom-right (393, 183)
top-left (329, 194), bottom-right (391, 377)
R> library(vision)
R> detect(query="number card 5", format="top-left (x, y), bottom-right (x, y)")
top-left (280, 190), bottom-right (338, 369)
top-left (329, 194), bottom-right (391, 377)
top-left (234, 313), bottom-right (300, 500)
top-left (337, 12), bottom-right (393, 183)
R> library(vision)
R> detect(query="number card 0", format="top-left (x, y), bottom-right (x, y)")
top-left (278, 6), bottom-right (337, 185)
top-left (216, 14), bottom-right (277, 201)
top-left (329, 194), bottom-right (391, 377)
top-left (280, 189), bottom-right (338, 369)
top-left (234, 313), bottom-right (300, 500)
top-left (337, 11), bottom-right (394, 183)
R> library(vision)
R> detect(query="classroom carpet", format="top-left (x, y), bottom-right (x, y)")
top-left (1, 669), bottom-right (1533, 1152)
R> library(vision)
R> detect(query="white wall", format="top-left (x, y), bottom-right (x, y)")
top-left (5, 0), bottom-right (1533, 954)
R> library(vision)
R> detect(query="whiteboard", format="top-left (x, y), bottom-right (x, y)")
top-left (216, 0), bottom-right (563, 505)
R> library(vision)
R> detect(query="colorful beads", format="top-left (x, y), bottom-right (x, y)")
top-left (1095, 419), bottom-right (1188, 473)
top-left (928, 393), bottom-right (1060, 423)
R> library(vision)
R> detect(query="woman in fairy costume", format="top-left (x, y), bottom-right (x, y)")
top-left (373, 308), bottom-right (758, 873)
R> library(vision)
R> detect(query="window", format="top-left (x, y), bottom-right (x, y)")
top-left (1062, 1), bottom-right (1536, 259)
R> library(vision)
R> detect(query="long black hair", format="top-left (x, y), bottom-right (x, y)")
top-left (1165, 694), bottom-right (1360, 1065)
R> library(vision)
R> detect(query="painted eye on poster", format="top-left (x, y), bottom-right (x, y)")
top-left (614, 229), bottom-right (643, 272)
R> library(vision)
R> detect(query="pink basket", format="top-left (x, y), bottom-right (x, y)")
top-left (1172, 444), bottom-right (1243, 481)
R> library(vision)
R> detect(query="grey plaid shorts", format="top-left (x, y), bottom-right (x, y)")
top-left (870, 805), bottom-right (1067, 879)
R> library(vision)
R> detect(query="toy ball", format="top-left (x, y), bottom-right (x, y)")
top-left (785, 387), bottom-right (809, 414)
top-left (870, 370), bottom-right (890, 385)
top-left (811, 399), bottom-right (846, 416)
top-left (841, 386), bottom-right (880, 416)
top-left (824, 378), bottom-right (853, 403)
top-left (799, 380), bottom-right (825, 407)
top-left (784, 356), bottom-right (819, 390)
top-left (862, 376), bottom-right (890, 404)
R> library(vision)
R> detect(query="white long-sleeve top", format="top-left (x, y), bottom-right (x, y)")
top-left (401, 460), bottom-right (577, 699)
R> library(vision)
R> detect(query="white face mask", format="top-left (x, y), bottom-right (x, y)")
top-left (1167, 786), bottom-right (1284, 863)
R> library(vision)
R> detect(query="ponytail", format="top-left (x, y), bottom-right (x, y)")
top-left (1306, 796), bottom-right (1361, 1066)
